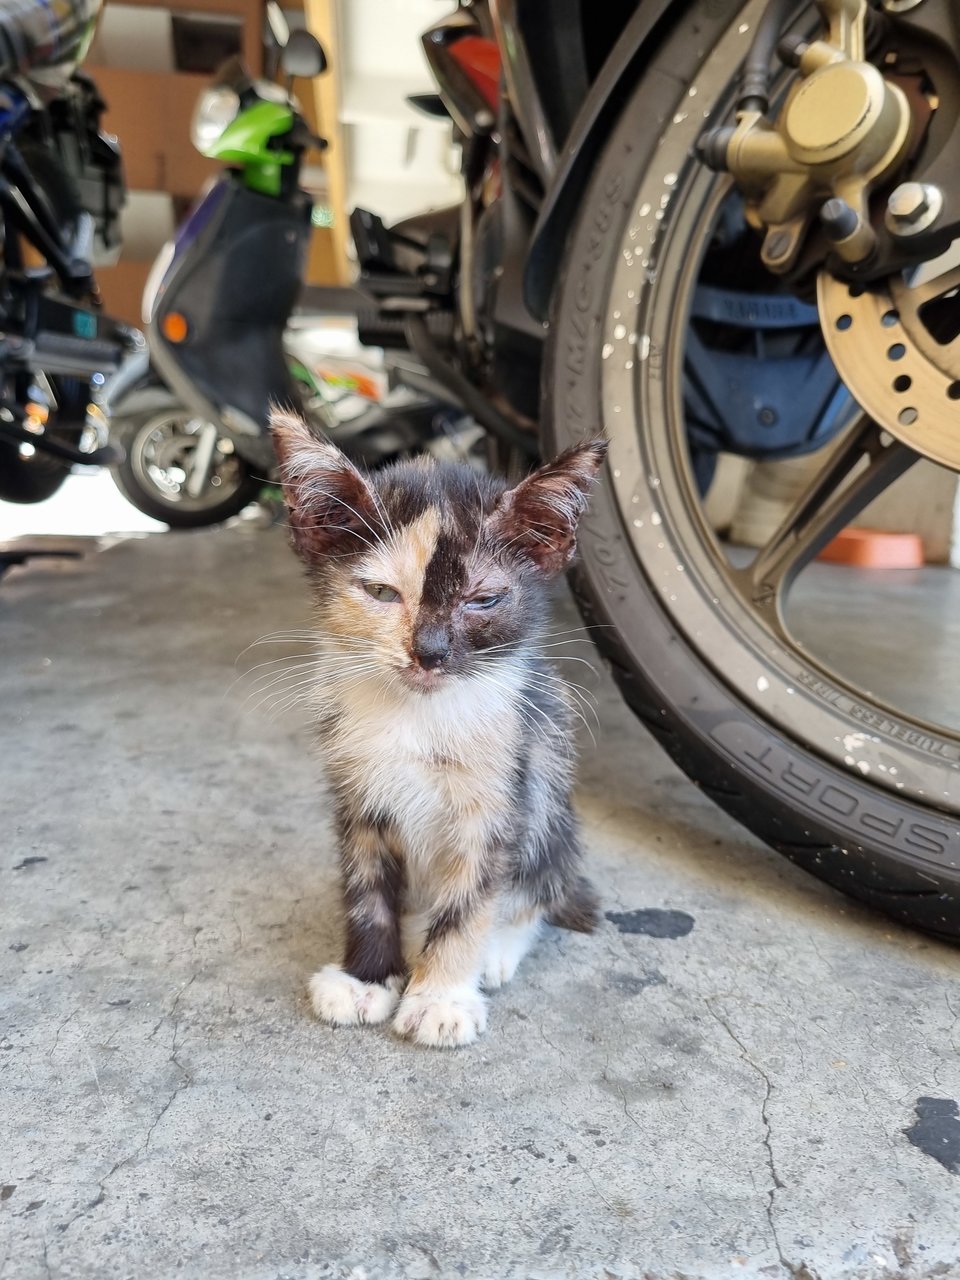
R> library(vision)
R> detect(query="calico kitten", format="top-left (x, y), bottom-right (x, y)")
top-left (271, 410), bottom-right (607, 1048)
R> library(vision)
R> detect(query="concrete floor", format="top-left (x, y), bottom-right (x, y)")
top-left (3, 525), bottom-right (960, 1280)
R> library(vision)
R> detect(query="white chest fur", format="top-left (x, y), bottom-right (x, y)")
top-left (318, 667), bottom-right (523, 868)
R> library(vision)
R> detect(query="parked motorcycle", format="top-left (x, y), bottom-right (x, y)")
top-left (151, 0), bottom-right (960, 939)
top-left (137, 22), bottom-right (484, 527)
top-left (102, 325), bottom-right (480, 526)
top-left (0, 0), bottom-right (140, 507)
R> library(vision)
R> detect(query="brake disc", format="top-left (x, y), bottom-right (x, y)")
top-left (818, 266), bottom-right (960, 471)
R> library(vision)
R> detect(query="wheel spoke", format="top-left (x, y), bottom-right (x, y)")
top-left (745, 415), bottom-right (919, 618)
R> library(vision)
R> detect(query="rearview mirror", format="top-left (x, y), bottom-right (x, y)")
top-left (281, 30), bottom-right (327, 79)
top-left (265, 1), bottom-right (290, 49)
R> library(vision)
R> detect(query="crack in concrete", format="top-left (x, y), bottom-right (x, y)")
top-left (611, 1075), bottom-right (645, 1140)
top-left (537, 1021), bottom-right (576, 1085)
top-left (705, 1000), bottom-right (817, 1280)
top-left (944, 992), bottom-right (960, 1055)
top-left (53, 974), bottom-right (197, 1251)
top-left (46, 1010), bottom-right (78, 1059)
top-left (54, 1070), bottom-right (190, 1249)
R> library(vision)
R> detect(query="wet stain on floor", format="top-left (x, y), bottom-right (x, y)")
top-left (904, 1097), bottom-right (960, 1174)
top-left (605, 908), bottom-right (695, 938)
top-left (606, 969), bottom-right (666, 995)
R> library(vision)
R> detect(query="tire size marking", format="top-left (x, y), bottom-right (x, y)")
top-left (711, 720), bottom-right (957, 864)
top-left (564, 172), bottom-right (626, 434)
top-left (581, 514), bottom-right (631, 596)
top-left (795, 671), bottom-right (960, 764)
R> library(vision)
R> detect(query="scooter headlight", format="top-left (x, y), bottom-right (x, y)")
top-left (191, 86), bottom-right (241, 153)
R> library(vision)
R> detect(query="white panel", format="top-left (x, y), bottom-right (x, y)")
top-left (334, 0), bottom-right (459, 223)
top-left (120, 191), bottom-right (176, 261)
top-left (339, 0), bottom-right (439, 84)
top-left (340, 78), bottom-right (451, 131)
top-left (344, 120), bottom-right (461, 222)
top-left (91, 6), bottom-right (175, 72)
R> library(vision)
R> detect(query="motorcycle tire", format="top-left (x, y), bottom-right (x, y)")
top-left (110, 403), bottom-right (262, 528)
top-left (0, 440), bottom-right (69, 503)
top-left (543, 0), bottom-right (960, 937)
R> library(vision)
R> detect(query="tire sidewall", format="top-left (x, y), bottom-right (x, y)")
top-left (542, 2), bottom-right (960, 921)
top-left (111, 410), bottom-right (260, 528)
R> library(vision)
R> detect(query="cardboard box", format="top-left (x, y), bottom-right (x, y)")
top-left (305, 226), bottom-right (341, 285)
top-left (97, 259), bottom-right (152, 328)
top-left (95, 67), bottom-right (219, 198)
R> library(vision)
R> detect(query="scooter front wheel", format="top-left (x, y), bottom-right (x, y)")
top-left (110, 399), bottom-right (262, 528)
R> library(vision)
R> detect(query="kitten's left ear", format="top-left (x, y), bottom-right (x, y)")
top-left (489, 437), bottom-right (608, 575)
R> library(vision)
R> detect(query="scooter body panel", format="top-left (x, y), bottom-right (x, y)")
top-left (149, 174), bottom-right (311, 472)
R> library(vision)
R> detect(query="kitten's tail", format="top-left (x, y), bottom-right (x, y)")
top-left (546, 876), bottom-right (601, 933)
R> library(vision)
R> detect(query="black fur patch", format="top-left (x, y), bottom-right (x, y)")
top-left (420, 530), bottom-right (468, 612)
top-left (341, 845), bottom-right (405, 983)
top-left (423, 901), bottom-right (466, 949)
top-left (377, 461), bottom-right (504, 531)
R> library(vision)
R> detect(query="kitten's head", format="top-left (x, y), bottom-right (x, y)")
top-left (271, 410), bottom-right (607, 694)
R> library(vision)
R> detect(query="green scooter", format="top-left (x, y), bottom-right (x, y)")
top-left (146, 28), bottom-right (327, 477)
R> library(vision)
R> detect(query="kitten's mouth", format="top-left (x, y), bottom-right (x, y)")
top-left (398, 663), bottom-right (448, 693)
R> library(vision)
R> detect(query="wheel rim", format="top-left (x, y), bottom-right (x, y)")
top-left (596, 0), bottom-right (960, 812)
top-left (129, 412), bottom-right (245, 512)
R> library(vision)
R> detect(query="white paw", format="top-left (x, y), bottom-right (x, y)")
top-left (308, 965), bottom-right (402, 1027)
top-left (392, 986), bottom-right (487, 1048)
top-left (482, 918), bottom-right (540, 990)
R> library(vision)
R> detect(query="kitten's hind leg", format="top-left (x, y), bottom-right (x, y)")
top-left (477, 876), bottom-right (598, 993)
top-left (482, 906), bottom-right (542, 991)
top-left (310, 814), bottom-right (406, 1029)
top-left (545, 875), bottom-right (601, 933)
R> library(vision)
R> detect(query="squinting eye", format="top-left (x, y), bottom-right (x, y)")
top-left (363, 582), bottom-right (402, 603)
top-left (465, 592), bottom-right (504, 611)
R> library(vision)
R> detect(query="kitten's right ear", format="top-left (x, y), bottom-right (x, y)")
top-left (270, 408), bottom-right (383, 560)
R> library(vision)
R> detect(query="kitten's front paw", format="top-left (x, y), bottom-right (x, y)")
top-left (309, 965), bottom-right (402, 1027)
top-left (392, 987), bottom-right (487, 1049)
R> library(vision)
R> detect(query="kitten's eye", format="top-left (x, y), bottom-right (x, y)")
top-left (363, 582), bottom-right (402, 603)
top-left (465, 592), bottom-right (504, 611)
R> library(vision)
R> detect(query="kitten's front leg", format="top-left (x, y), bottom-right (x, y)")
top-left (392, 852), bottom-right (497, 1049)
top-left (309, 816), bottom-right (405, 1028)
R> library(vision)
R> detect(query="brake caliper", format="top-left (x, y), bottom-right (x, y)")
top-left (702, 0), bottom-right (912, 273)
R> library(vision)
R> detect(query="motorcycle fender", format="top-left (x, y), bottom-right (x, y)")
top-left (523, 0), bottom-right (744, 320)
